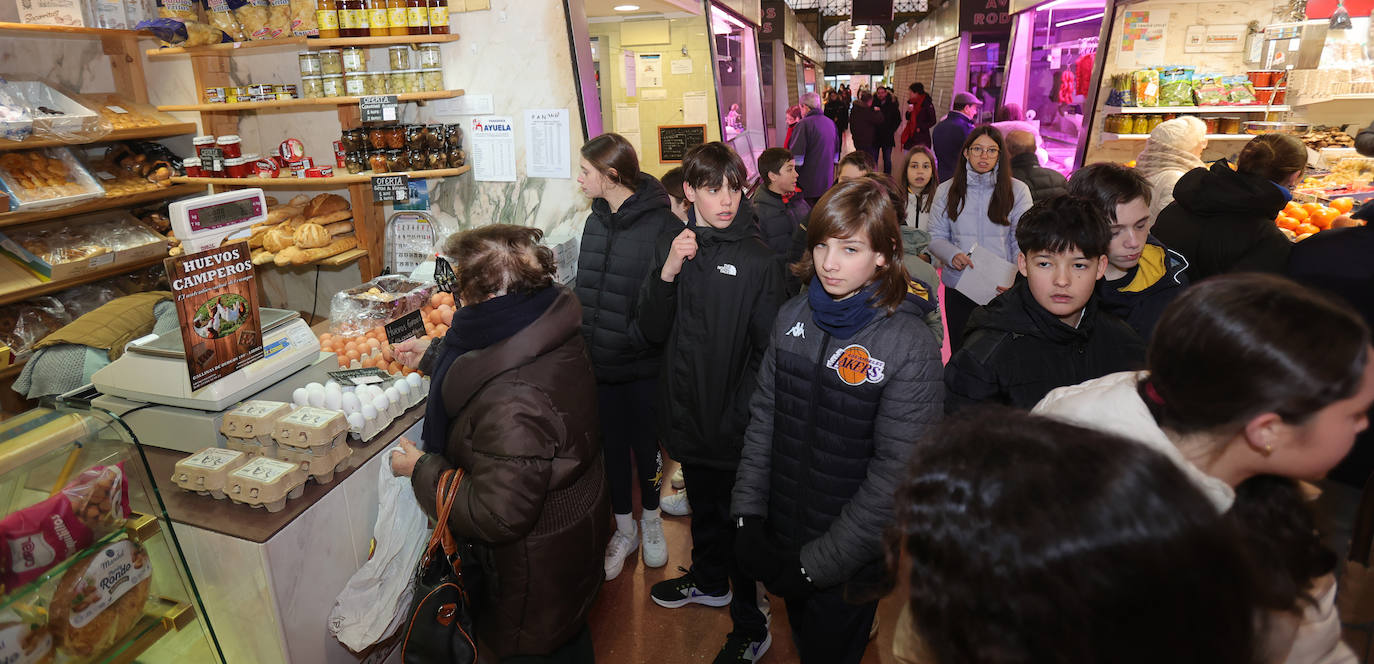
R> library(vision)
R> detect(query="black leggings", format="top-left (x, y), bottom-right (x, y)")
top-left (944, 286), bottom-right (979, 352)
top-left (598, 379), bottom-right (662, 514)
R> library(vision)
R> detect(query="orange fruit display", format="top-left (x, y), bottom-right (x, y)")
top-left (1331, 197), bottom-right (1355, 214)
top-left (1276, 215), bottom-right (1301, 231)
top-left (1296, 222), bottom-right (1321, 235)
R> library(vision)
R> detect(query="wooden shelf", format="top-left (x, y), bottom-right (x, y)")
top-left (0, 184), bottom-right (203, 228)
top-left (146, 32), bottom-right (460, 56)
top-left (1101, 133), bottom-right (1258, 142)
top-left (254, 247), bottom-right (367, 269)
top-left (0, 22), bottom-right (144, 36)
top-left (1102, 105), bottom-right (1291, 114)
top-left (0, 253), bottom-right (166, 307)
top-left (171, 165), bottom-right (470, 186)
top-left (0, 359), bottom-right (24, 379)
top-left (157, 89), bottom-right (463, 112)
top-left (0, 123), bottom-right (197, 152)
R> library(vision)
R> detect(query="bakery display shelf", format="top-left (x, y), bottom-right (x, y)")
top-left (0, 525), bottom-right (130, 613)
top-left (157, 90), bottom-right (464, 112)
top-left (0, 183), bottom-right (204, 229)
top-left (172, 165), bottom-right (470, 186)
top-left (0, 22), bottom-right (144, 37)
top-left (96, 596), bottom-right (197, 664)
top-left (255, 247), bottom-right (368, 269)
top-left (0, 123), bottom-right (198, 152)
top-left (1101, 133), bottom-right (1258, 142)
top-left (1102, 105), bottom-right (1292, 114)
top-left (0, 254), bottom-right (166, 307)
top-left (146, 32), bottom-right (461, 56)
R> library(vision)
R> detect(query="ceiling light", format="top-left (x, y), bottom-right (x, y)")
top-left (1053, 12), bottom-right (1103, 27)
top-left (970, 42), bottom-right (987, 49)
top-left (613, 4), bottom-right (640, 10)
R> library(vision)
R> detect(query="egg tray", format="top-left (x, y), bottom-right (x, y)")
top-left (273, 406), bottom-right (350, 449)
top-left (226, 457), bottom-right (309, 513)
top-left (225, 435), bottom-right (280, 459)
top-left (172, 447), bottom-right (251, 500)
top-left (276, 441), bottom-right (354, 484)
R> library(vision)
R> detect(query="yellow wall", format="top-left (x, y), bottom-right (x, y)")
top-left (589, 16), bottom-right (724, 178)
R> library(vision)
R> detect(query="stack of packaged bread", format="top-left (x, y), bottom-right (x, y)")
top-left (246, 193), bottom-right (358, 266)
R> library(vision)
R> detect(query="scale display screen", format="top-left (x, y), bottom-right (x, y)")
top-left (187, 196), bottom-right (264, 232)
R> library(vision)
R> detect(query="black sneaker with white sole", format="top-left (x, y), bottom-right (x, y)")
top-left (712, 631), bottom-right (772, 663)
top-left (650, 567), bottom-right (733, 608)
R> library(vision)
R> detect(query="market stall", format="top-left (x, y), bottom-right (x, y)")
top-left (888, 0), bottom-right (1012, 125)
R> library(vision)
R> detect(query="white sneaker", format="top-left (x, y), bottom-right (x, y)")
top-left (661, 489), bottom-right (691, 516)
top-left (604, 529), bottom-right (639, 581)
top-left (670, 466), bottom-right (685, 490)
top-left (641, 516), bottom-right (667, 568)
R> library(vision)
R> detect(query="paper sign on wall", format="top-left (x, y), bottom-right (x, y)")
top-left (471, 116), bottom-right (517, 182)
top-left (624, 49), bottom-right (637, 97)
top-left (435, 93), bottom-right (494, 117)
top-left (683, 91), bottom-right (709, 125)
top-left (1184, 24), bottom-right (1247, 53)
top-left (641, 89), bottom-right (668, 100)
top-left (615, 103), bottom-right (640, 132)
top-left (638, 53), bottom-right (663, 88)
top-left (524, 108), bottom-right (571, 179)
top-left (671, 59), bottom-right (693, 75)
top-left (1117, 10), bottom-right (1168, 68)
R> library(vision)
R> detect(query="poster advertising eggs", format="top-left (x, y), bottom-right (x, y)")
top-left (166, 241), bottom-right (263, 390)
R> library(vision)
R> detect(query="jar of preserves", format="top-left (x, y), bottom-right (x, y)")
top-left (216, 135), bottom-right (243, 159)
top-left (1132, 115), bottom-right (1149, 135)
top-left (427, 0), bottom-right (447, 34)
top-left (1219, 116), bottom-right (1241, 134)
top-left (368, 150), bottom-right (389, 173)
top-left (384, 124), bottom-right (405, 149)
top-left (389, 45), bottom-right (411, 70)
top-left (193, 135), bottom-right (216, 162)
top-left (447, 146), bottom-right (465, 167)
top-left (424, 124), bottom-right (444, 149)
top-left (298, 51), bottom-right (322, 76)
top-left (342, 46), bottom-right (367, 73)
top-left (341, 128), bottom-right (366, 151)
top-left (1202, 116), bottom-right (1220, 134)
top-left (322, 74), bottom-right (345, 97)
top-left (406, 0), bottom-right (428, 34)
top-left (224, 157), bottom-right (250, 178)
top-left (183, 157), bottom-right (203, 177)
top-left (422, 68), bottom-right (442, 91)
top-left (365, 71), bottom-right (387, 95)
top-left (345, 151), bottom-right (366, 174)
top-left (337, 0), bottom-right (363, 36)
top-left (425, 148), bottom-right (446, 169)
top-left (367, 0), bottom-right (389, 36)
top-left (368, 126), bottom-right (387, 149)
top-left (344, 72), bottom-right (366, 97)
top-left (319, 49), bottom-right (344, 75)
top-left (315, 0), bottom-right (339, 38)
top-left (386, 0), bottom-right (407, 35)
top-left (445, 123), bottom-right (462, 147)
top-left (386, 149), bottom-right (408, 172)
top-left (418, 43), bottom-right (441, 68)
top-left (387, 70), bottom-right (406, 93)
top-left (404, 124), bottom-right (424, 150)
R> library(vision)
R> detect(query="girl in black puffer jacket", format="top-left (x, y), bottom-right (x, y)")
top-left (574, 133), bottom-right (681, 580)
top-left (731, 175), bottom-right (944, 664)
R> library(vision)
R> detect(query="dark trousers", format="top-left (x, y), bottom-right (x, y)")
top-left (859, 145), bottom-right (879, 166)
top-left (784, 588), bottom-right (878, 664)
top-left (683, 463), bottom-right (769, 639)
top-left (598, 379), bottom-right (662, 514)
top-left (499, 625), bottom-right (594, 664)
top-left (944, 285), bottom-right (979, 351)
top-left (879, 144), bottom-right (894, 174)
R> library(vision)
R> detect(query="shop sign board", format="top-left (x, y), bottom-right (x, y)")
top-left (384, 309), bottom-right (426, 345)
top-left (960, 0), bottom-right (1011, 33)
top-left (372, 174), bottom-right (410, 202)
top-left (359, 95), bottom-right (399, 123)
top-left (327, 367), bottom-right (392, 386)
top-left (166, 241), bottom-right (263, 391)
top-left (658, 124), bottom-right (707, 163)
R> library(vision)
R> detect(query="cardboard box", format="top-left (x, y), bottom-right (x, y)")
top-left (0, 211), bottom-right (167, 282)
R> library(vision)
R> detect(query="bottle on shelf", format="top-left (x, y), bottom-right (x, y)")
top-left (386, 0), bottom-right (408, 35)
top-left (427, 0), bottom-right (448, 35)
top-left (405, 0), bottom-right (429, 35)
top-left (338, 0), bottom-right (367, 37)
top-left (315, 0), bottom-right (340, 38)
top-left (367, 0), bottom-right (389, 36)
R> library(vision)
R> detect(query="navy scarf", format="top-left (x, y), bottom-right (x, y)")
top-left (420, 286), bottom-right (559, 453)
top-left (808, 278), bottom-right (880, 340)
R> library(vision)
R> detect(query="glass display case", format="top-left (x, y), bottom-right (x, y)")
top-left (0, 402), bottom-right (222, 664)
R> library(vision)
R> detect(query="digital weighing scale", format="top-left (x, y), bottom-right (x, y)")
top-left (168, 188), bottom-right (270, 253)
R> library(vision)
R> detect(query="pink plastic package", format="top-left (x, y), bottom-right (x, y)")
top-left (0, 494), bottom-right (94, 591)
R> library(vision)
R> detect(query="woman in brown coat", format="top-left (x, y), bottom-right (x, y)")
top-left (391, 224), bottom-right (610, 663)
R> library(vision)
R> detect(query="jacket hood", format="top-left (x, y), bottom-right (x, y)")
top-left (1032, 371), bottom-right (1236, 512)
top-left (965, 280), bottom-right (1095, 344)
top-left (590, 173), bottom-right (672, 228)
top-left (1100, 237), bottom-right (1186, 296)
top-left (1010, 152), bottom-right (1040, 169)
top-left (1171, 160), bottom-right (1288, 220)
top-left (689, 196), bottom-right (761, 246)
top-left (902, 226), bottom-right (932, 255)
top-left (1135, 141), bottom-right (1206, 180)
top-left (901, 279), bottom-right (939, 319)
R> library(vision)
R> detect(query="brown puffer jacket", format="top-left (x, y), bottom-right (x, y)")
top-left (411, 287), bottom-right (610, 658)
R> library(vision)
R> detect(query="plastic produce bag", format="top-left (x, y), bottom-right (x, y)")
top-left (0, 80), bottom-right (33, 143)
top-left (0, 80), bottom-right (106, 144)
top-left (329, 275), bottom-right (436, 337)
top-left (1193, 74), bottom-right (1228, 106)
top-left (1225, 75), bottom-right (1257, 104)
top-left (1133, 69), bottom-right (1160, 107)
top-left (0, 148), bottom-right (104, 212)
top-left (328, 448), bottom-right (430, 652)
top-left (0, 297), bottom-right (72, 360)
top-left (1158, 66), bottom-right (1194, 106)
top-left (59, 283), bottom-right (126, 319)
top-left (204, 0), bottom-right (248, 41)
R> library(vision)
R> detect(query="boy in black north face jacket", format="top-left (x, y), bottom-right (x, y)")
top-left (639, 142), bottom-right (787, 664)
top-left (945, 196), bottom-right (1145, 412)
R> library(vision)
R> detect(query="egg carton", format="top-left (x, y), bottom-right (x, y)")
top-left (226, 456), bottom-right (308, 513)
top-left (172, 447), bottom-right (251, 499)
top-left (277, 440), bottom-right (354, 484)
top-left (289, 375), bottom-right (429, 443)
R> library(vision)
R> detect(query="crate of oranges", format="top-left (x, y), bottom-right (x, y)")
top-left (1274, 197), bottom-right (1362, 241)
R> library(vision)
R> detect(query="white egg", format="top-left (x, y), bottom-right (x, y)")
top-left (325, 380), bottom-right (340, 391)
top-left (324, 392), bottom-right (342, 410)
top-left (394, 380), bottom-right (411, 398)
top-left (406, 373), bottom-right (422, 389)
top-left (292, 387), bottom-right (309, 407)
top-left (347, 412), bottom-right (366, 429)
top-left (307, 389), bottom-right (325, 408)
top-left (361, 403), bottom-right (377, 420)
top-left (305, 382), bottom-right (323, 393)
top-left (384, 387), bottom-right (400, 406)
top-left (341, 392), bottom-right (362, 413)
top-left (372, 395), bottom-right (390, 414)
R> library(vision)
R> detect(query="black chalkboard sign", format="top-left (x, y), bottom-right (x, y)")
top-left (659, 124), bottom-right (707, 163)
top-left (384, 309), bottom-right (426, 344)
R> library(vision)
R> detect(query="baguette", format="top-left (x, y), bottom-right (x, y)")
top-left (303, 193), bottom-right (349, 219)
top-left (262, 226), bottom-right (295, 253)
top-left (323, 221), bottom-right (353, 236)
top-left (305, 210), bottom-right (352, 226)
top-left (274, 246), bottom-right (304, 266)
top-left (251, 248), bottom-right (274, 265)
top-left (263, 205), bottom-right (304, 225)
top-left (291, 234), bottom-right (357, 265)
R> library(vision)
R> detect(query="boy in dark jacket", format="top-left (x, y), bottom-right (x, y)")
top-left (945, 196), bottom-right (1145, 412)
top-left (1068, 163), bottom-right (1188, 341)
top-left (1006, 130), bottom-right (1068, 203)
top-left (752, 147), bottom-right (811, 258)
top-left (640, 142), bottom-right (788, 664)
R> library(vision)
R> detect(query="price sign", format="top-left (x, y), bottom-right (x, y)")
top-left (359, 95), bottom-right (399, 122)
top-left (384, 309), bottom-right (426, 344)
top-left (326, 367), bottom-right (392, 386)
top-left (201, 147), bottom-right (224, 174)
top-left (372, 174), bottom-right (410, 203)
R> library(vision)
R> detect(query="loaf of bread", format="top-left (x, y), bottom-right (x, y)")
top-left (293, 223), bottom-right (330, 249)
top-left (251, 248), bottom-right (274, 265)
top-left (49, 539), bottom-right (152, 657)
top-left (323, 221), bottom-right (353, 236)
top-left (263, 205), bottom-right (303, 226)
top-left (291, 234), bottom-right (357, 265)
top-left (305, 210), bottom-right (351, 225)
top-left (262, 225), bottom-right (294, 253)
top-left (303, 193), bottom-right (348, 219)
top-left (274, 246), bottom-right (304, 266)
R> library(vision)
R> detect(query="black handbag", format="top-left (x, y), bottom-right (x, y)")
top-left (402, 468), bottom-right (478, 664)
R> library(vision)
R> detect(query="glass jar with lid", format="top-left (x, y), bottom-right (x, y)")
top-left (368, 150), bottom-right (389, 173)
top-left (344, 72), bottom-right (367, 97)
top-left (345, 151), bottom-right (366, 174)
top-left (387, 70), bottom-right (406, 93)
top-left (319, 49), bottom-right (344, 75)
top-left (421, 68), bottom-right (442, 92)
top-left (301, 75), bottom-right (324, 99)
top-left (389, 45), bottom-right (411, 71)
top-left (364, 71), bottom-right (387, 96)
top-left (418, 43), bottom-right (441, 68)
top-left (342, 47), bottom-right (367, 73)
top-left (384, 125), bottom-right (406, 149)
top-left (322, 74), bottom-right (345, 97)
top-left (298, 51), bottom-right (322, 76)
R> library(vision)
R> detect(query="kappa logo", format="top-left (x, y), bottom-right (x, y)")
top-left (826, 344), bottom-right (886, 385)
top-left (717, 263), bottom-right (738, 276)
top-left (786, 321), bottom-right (806, 338)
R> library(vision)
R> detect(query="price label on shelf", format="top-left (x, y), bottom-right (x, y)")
top-left (326, 367), bottom-right (392, 386)
top-left (384, 309), bottom-right (426, 345)
top-left (359, 95), bottom-right (399, 122)
top-left (372, 174), bottom-right (410, 203)
top-left (201, 147), bottom-right (224, 174)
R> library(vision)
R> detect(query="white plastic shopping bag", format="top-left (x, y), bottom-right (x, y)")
top-left (329, 446), bottom-right (432, 652)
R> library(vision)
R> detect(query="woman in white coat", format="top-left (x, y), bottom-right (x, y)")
top-left (1135, 116), bottom-right (1208, 222)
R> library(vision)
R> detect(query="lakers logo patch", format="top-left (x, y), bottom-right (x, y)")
top-left (826, 344), bottom-right (886, 385)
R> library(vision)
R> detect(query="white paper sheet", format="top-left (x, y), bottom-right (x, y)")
top-left (638, 53), bottom-right (663, 88)
top-left (470, 116), bottom-right (516, 182)
top-left (615, 103), bottom-right (640, 132)
top-left (623, 49), bottom-right (637, 97)
top-left (671, 58), bottom-right (693, 75)
top-left (523, 108), bottom-right (570, 179)
top-left (683, 91), bottom-right (709, 125)
top-left (641, 89), bottom-right (668, 100)
top-left (953, 243), bottom-right (1018, 306)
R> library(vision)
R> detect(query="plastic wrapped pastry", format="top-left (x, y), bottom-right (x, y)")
top-left (236, 0), bottom-right (271, 39)
top-left (204, 0), bottom-right (247, 41)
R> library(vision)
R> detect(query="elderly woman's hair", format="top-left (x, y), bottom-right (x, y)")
top-left (441, 224), bottom-right (556, 305)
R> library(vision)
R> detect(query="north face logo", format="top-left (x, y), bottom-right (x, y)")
top-left (717, 264), bottom-right (737, 276)
top-left (786, 322), bottom-right (805, 338)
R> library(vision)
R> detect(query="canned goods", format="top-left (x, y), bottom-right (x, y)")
top-left (345, 73), bottom-right (366, 97)
top-left (183, 157), bottom-right (203, 177)
top-left (333, 140), bottom-right (347, 168)
top-left (342, 47), bottom-right (367, 73)
top-left (418, 43), bottom-right (441, 68)
top-left (276, 92), bottom-right (295, 101)
top-left (298, 51), bottom-right (322, 76)
top-left (247, 83), bottom-right (273, 96)
top-left (305, 166), bottom-right (334, 177)
top-left (203, 87), bottom-right (227, 103)
top-left (216, 135), bottom-right (243, 159)
top-left (301, 75), bottom-right (324, 99)
top-left (278, 138), bottom-right (307, 163)
top-left (224, 157), bottom-right (251, 178)
top-left (389, 45), bottom-right (411, 70)
top-left (230, 86), bottom-right (250, 97)
top-left (254, 158), bottom-right (281, 178)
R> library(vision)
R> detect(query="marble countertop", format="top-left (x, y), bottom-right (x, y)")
top-left (145, 400), bottom-right (426, 544)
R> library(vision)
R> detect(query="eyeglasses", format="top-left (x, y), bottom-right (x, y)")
top-left (966, 146), bottom-right (1000, 157)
